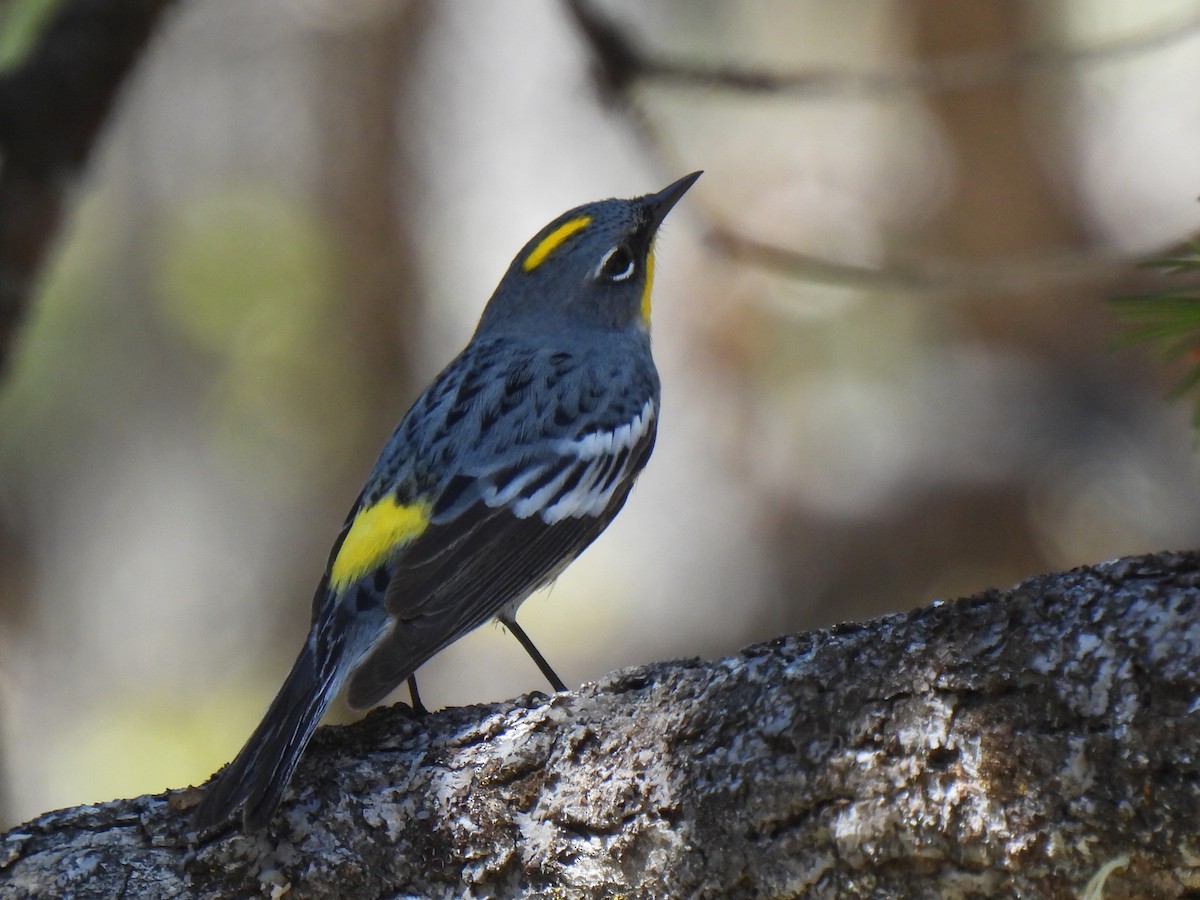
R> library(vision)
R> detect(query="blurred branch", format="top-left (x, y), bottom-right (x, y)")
top-left (567, 0), bottom-right (1200, 99)
top-left (714, 227), bottom-right (1200, 298)
top-left (4, 551), bottom-right (1200, 895)
top-left (0, 0), bottom-right (177, 379)
top-left (568, 1), bottom-right (1200, 298)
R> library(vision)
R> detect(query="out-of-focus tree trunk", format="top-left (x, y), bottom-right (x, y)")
top-left (767, 0), bottom-right (1150, 634)
top-left (263, 1), bottom-right (435, 640)
top-left (909, 0), bottom-right (1090, 349)
top-left (0, 0), bottom-right (178, 377)
top-left (0, 0), bottom-right (179, 830)
top-left (309, 1), bottom-right (428, 418)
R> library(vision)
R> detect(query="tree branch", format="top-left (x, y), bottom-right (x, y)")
top-left (710, 228), bottom-right (1200, 297)
top-left (566, 1), bottom-right (1200, 299)
top-left (4, 551), bottom-right (1200, 896)
top-left (566, 0), bottom-right (1200, 100)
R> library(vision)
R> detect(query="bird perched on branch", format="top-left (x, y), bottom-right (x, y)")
top-left (192, 171), bottom-right (701, 831)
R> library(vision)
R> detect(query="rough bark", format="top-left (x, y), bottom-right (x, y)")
top-left (4, 551), bottom-right (1200, 898)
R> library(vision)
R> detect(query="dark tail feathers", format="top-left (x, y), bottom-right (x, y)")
top-left (192, 643), bottom-right (339, 831)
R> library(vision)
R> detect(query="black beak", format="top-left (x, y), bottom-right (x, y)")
top-left (642, 171), bottom-right (702, 233)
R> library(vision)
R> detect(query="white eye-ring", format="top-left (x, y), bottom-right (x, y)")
top-left (596, 245), bottom-right (636, 282)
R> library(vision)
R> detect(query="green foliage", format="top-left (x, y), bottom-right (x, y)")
top-left (1110, 241), bottom-right (1200, 418)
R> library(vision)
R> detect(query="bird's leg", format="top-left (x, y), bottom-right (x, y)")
top-left (504, 618), bottom-right (568, 692)
top-left (406, 675), bottom-right (428, 717)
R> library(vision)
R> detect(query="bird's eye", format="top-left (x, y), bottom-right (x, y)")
top-left (596, 245), bottom-right (636, 282)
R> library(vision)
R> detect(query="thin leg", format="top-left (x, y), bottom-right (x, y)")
top-left (505, 619), bottom-right (567, 692)
top-left (407, 675), bottom-right (428, 717)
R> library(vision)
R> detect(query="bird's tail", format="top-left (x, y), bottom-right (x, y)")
top-left (192, 641), bottom-right (341, 831)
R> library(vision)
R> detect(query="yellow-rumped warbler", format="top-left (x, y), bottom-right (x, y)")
top-left (192, 172), bottom-right (701, 831)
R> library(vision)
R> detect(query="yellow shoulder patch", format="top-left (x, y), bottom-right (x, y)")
top-left (640, 248), bottom-right (656, 326)
top-left (330, 496), bottom-right (431, 591)
top-left (522, 215), bottom-right (592, 272)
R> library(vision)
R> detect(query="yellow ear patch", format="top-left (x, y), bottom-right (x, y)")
top-left (330, 496), bottom-right (431, 590)
top-left (522, 215), bottom-right (592, 272)
top-left (640, 248), bottom-right (656, 326)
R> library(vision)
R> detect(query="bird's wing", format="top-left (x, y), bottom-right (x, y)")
top-left (343, 413), bottom-right (656, 709)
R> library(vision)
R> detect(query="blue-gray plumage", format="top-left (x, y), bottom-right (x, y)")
top-left (192, 172), bottom-right (700, 831)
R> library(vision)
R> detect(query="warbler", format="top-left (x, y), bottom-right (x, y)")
top-left (192, 171), bottom-right (701, 831)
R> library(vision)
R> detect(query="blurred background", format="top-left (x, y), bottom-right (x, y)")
top-left (2, 0), bottom-right (1200, 827)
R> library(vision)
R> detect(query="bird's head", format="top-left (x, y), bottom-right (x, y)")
top-left (476, 171), bottom-right (701, 336)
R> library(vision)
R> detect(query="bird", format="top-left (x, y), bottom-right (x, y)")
top-left (191, 171), bottom-right (701, 831)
